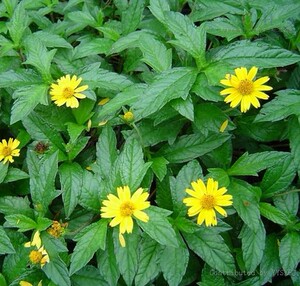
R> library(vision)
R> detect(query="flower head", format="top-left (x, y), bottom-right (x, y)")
top-left (183, 178), bottom-right (233, 226)
top-left (0, 138), bottom-right (20, 164)
top-left (101, 186), bottom-right (150, 246)
top-left (220, 66), bottom-right (272, 113)
top-left (28, 246), bottom-right (49, 267)
top-left (50, 75), bottom-right (88, 108)
top-left (25, 231), bottom-right (49, 267)
top-left (47, 220), bottom-right (67, 238)
top-left (122, 111), bottom-right (134, 123)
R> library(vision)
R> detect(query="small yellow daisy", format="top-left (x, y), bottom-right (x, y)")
top-left (101, 186), bottom-right (150, 247)
top-left (24, 231), bottom-right (50, 267)
top-left (50, 75), bottom-right (88, 108)
top-left (183, 178), bottom-right (233, 226)
top-left (0, 138), bottom-right (20, 164)
top-left (220, 66), bottom-right (272, 113)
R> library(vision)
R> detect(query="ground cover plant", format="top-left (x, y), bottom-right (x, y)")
top-left (0, 0), bottom-right (300, 285)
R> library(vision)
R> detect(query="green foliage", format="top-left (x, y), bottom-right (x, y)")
top-left (0, 0), bottom-right (300, 285)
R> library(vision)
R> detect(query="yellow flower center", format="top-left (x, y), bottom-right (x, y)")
top-left (62, 87), bottom-right (74, 98)
top-left (29, 250), bottom-right (42, 264)
top-left (2, 146), bottom-right (11, 157)
top-left (201, 195), bottom-right (216, 210)
top-left (123, 111), bottom-right (134, 122)
top-left (120, 201), bottom-right (135, 217)
top-left (237, 80), bottom-right (253, 95)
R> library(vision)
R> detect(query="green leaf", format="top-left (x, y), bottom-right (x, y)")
top-left (23, 111), bottom-right (66, 155)
top-left (134, 235), bottom-right (161, 286)
top-left (24, 35), bottom-right (56, 81)
top-left (163, 11), bottom-right (206, 62)
top-left (59, 162), bottom-right (83, 218)
top-left (191, 73), bottom-right (223, 102)
top-left (236, 116), bottom-right (287, 142)
top-left (127, 117), bottom-right (185, 148)
top-left (67, 10), bottom-right (97, 27)
top-left (279, 232), bottom-right (300, 275)
top-left (255, 90), bottom-right (300, 122)
top-left (3, 167), bottom-right (29, 183)
top-left (260, 234), bottom-right (281, 285)
top-left (121, 0), bottom-right (145, 35)
top-left (71, 265), bottom-right (108, 286)
top-left (66, 122), bottom-right (86, 143)
top-left (171, 96), bottom-right (194, 121)
top-left (198, 264), bottom-right (225, 286)
top-left (183, 228), bottom-right (235, 273)
top-left (70, 220), bottom-right (108, 275)
top-left (73, 37), bottom-right (113, 59)
top-left (33, 31), bottom-right (72, 49)
top-left (274, 192), bottom-right (299, 217)
top-left (137, 206), bottom-right (179, 247)
top-left (96, 126), bottom-right (118, 179)
top-left (36, 217), bottom-right (52, 231)
top-left (72, 98), bottom-right (95, 125)
top-left (228, 179), bottom-right (260, 231)
top-left (96, 84), bottom-right (145, 120)
top-left (239, 221), bottom-right (266, 273)
top-left (149, 0), bottom-right (170, 24)
top-left (97, 230), bottom-right (120, 286)
top-left (132, 67), bottom-right (197, 120)
top-left (194, 103), bottom-right (230, 135)
top-left (170, 160), bottom-right (203, 217)
top-left (208, 41), bottom-right (300, 68)
top-left (227, 151), bottom-right (289, 176)
top-left (160, 237), bottom-right (189, 286)
top-left (80, 63), bottom-right (133, 91)
top-left (0, 70), bottom-right (42, 88)
top-left (43, 256), bottom-right (71, 286)
top-left (67, 136), bottom-right (90, 161)
top-left (253, 3), bottom-right (300, 34)
top-left (7, 2), bottom-right (29, 47)
top-left (27, 151), bottom-right (59, 215)
top-left (0, 196), bottom-right (33, 218)
top-left (260, 156), bottom-right (296, 198)
top-left (0, 163), bottom-right (9, 184)
top-left (150, 157), bottom-right (169, 181)
top-left (119, 138), bottom-right (151, 190)
top-left (288, 116), bottom-right (300, 176)
top-left (80, 171), bottom-right (103, 212)
top-left (158, 132), bottom-right (231, 164)
top-left (114, 227), bottom-right (139, 286)
top-left (0, 273), bottom-right (7, 286)
top-left (11, 84), bottom-right (48, 124)
top-left (189, 0), bottom-right (243, 22)
top-left (204, 15), bottom-right (244, 41)
top-left (2, 232), bottom-right (28, 283)
top-left (0, 227), bottom-right (15, 254)
top-left (4, 214), bottom-right (37, 232)
top-left (139, 34), bottom-right (172, 72)
top-left (259, 202), bottom-right (289, 225)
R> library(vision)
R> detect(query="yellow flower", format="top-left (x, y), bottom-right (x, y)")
top-left (101, 186), bottom-right (150, 247)
top-left (47, 220), bottom-right (67, 238)
top-left (122, 111), bottom-right (134, 123)
top-left (183, 178), bottom-right (233, 227)
top-left (220, 66), bottom-right (272, 113)
top-left (29, 246), bottom-right (49, 267)
top-left (0, 138), bottom-right (20, 164)
top-left (50, 75), bottom-right (88, 108)
top-left (25, 231), bottom-right (49, 267)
